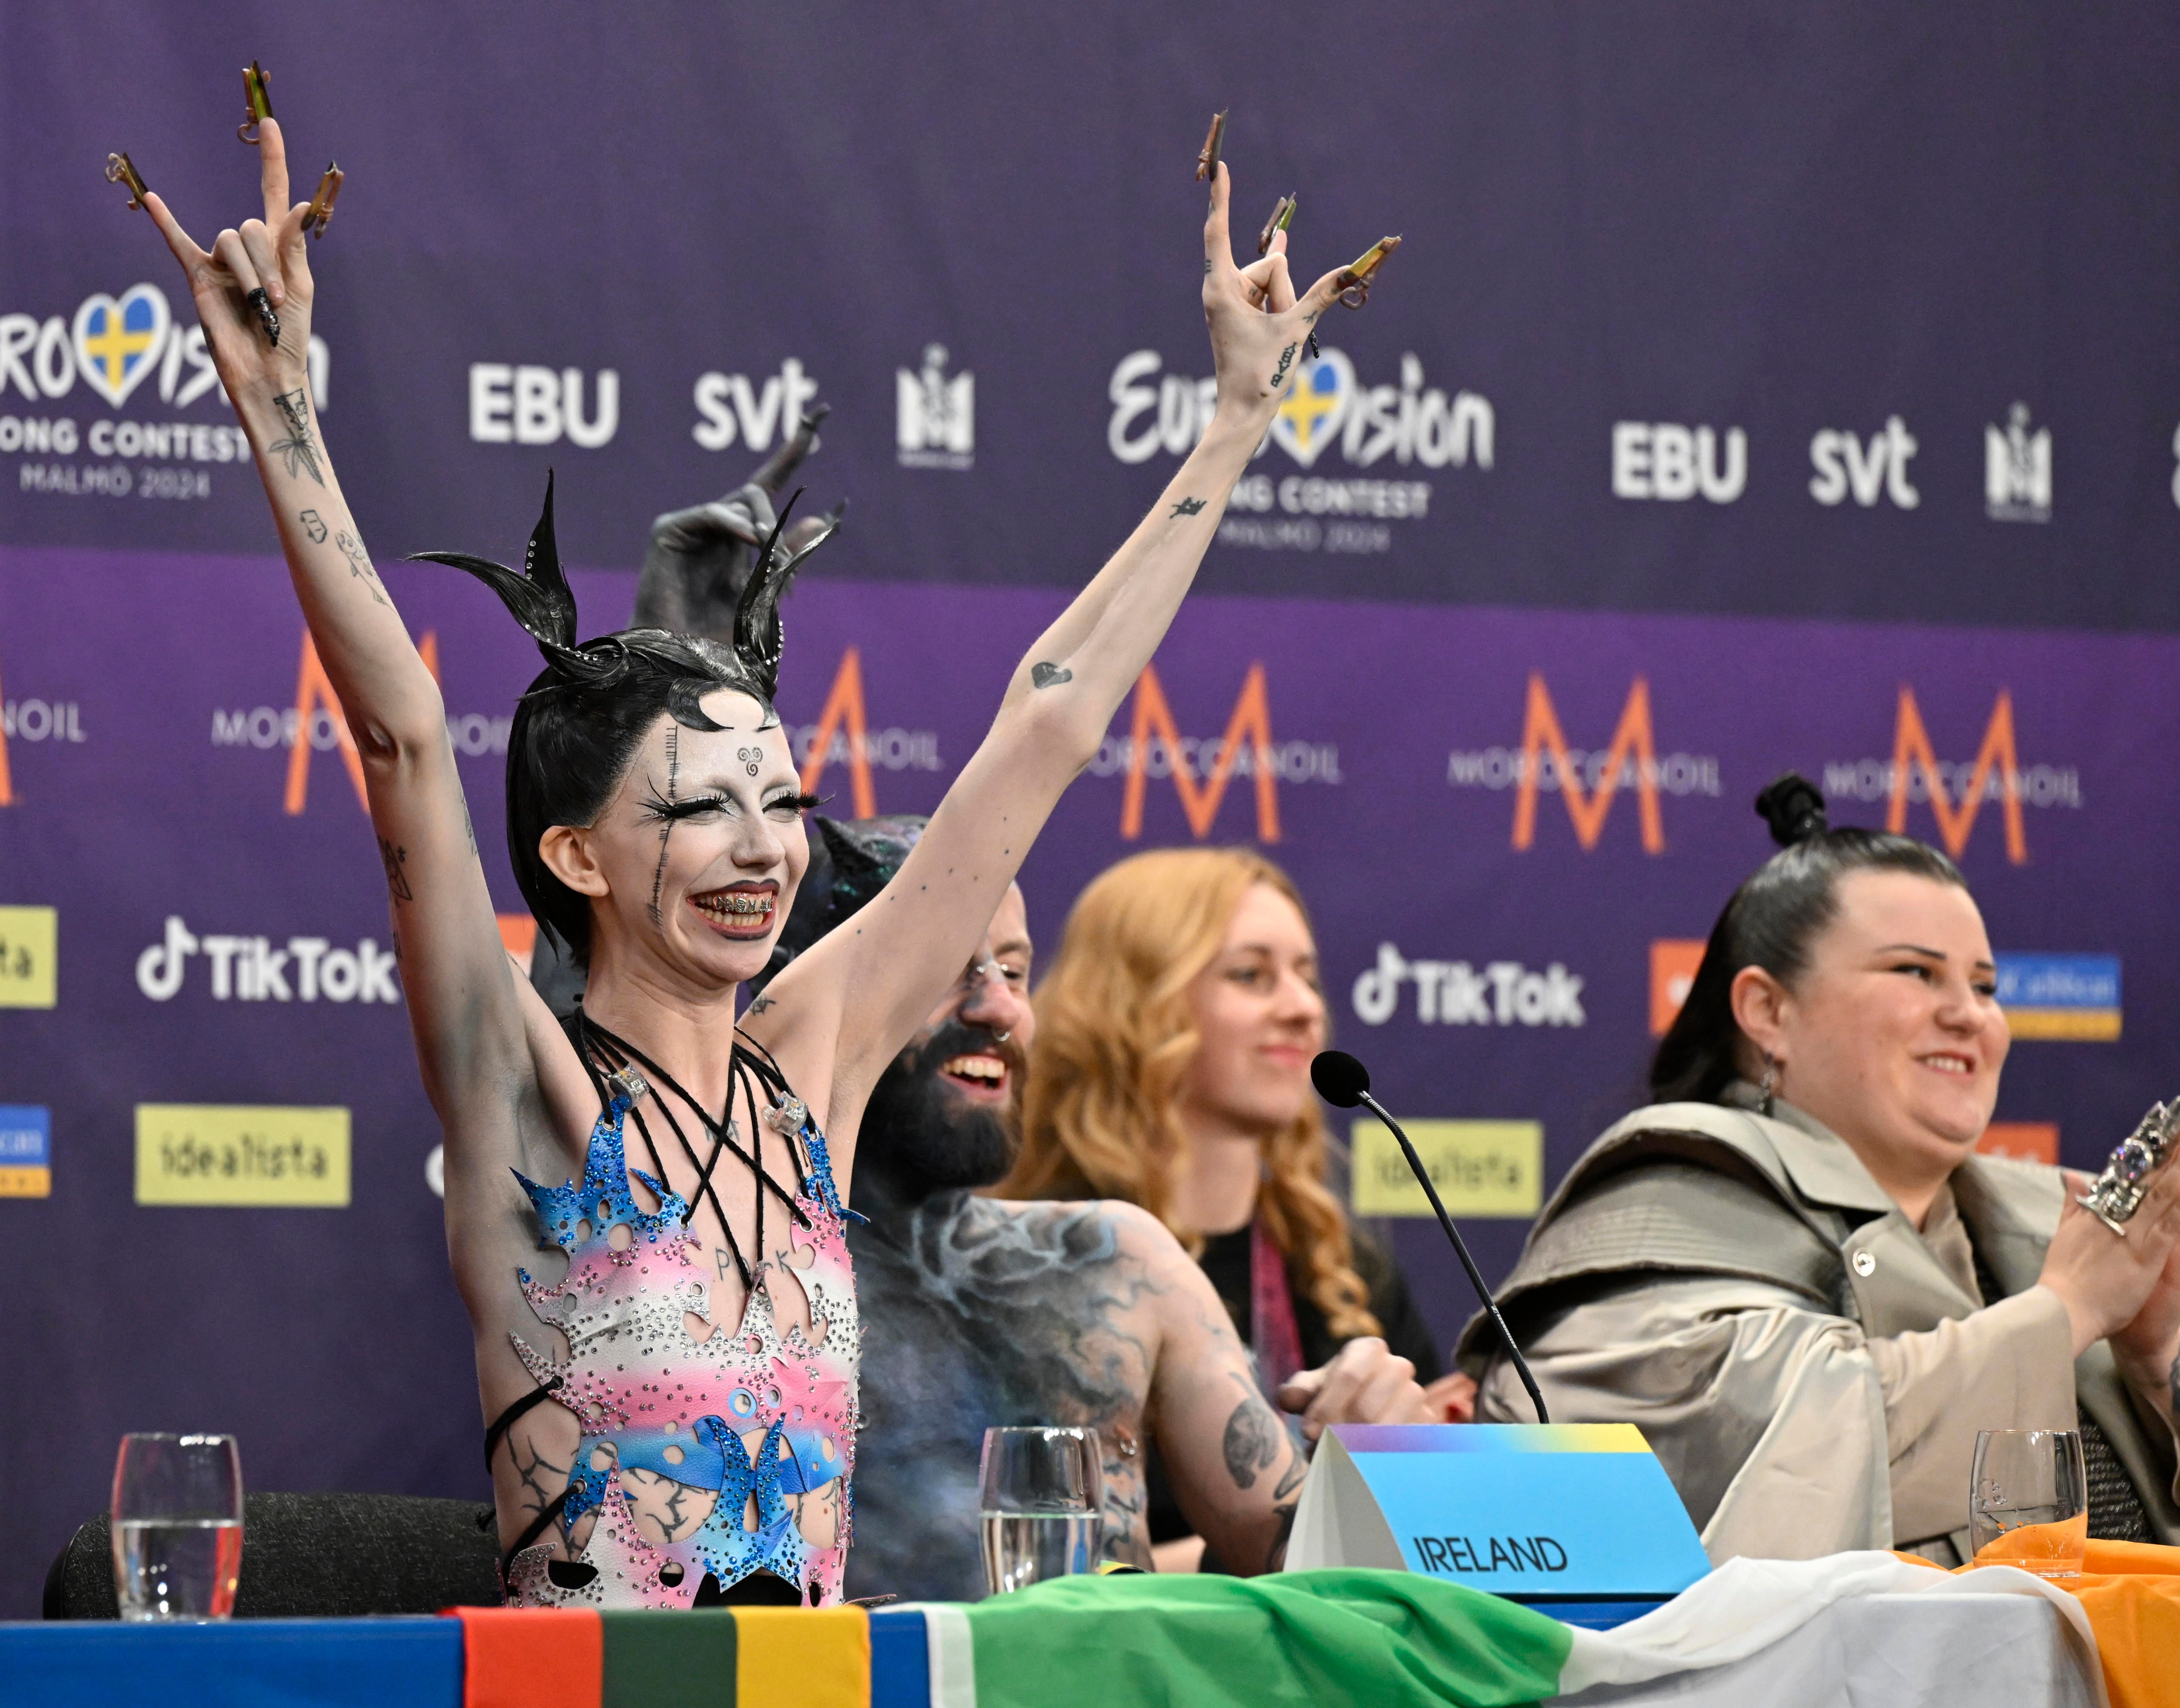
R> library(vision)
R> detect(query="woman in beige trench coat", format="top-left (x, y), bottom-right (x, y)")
top-left (1463, 775), bottom-right (2180, 1564)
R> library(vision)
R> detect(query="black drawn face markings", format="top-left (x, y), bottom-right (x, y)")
top-left (1169, 496), bottom-right (1207, 518)
top-left (268, 388), bottom-right (325, 486)
top-left (378, 837), bottom-right (412, 904)
top-left (648, 725), bottom-right (679, 932)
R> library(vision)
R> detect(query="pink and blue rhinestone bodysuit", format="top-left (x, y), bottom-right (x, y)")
top-left (493, 1025), bottom-right (861, 1608)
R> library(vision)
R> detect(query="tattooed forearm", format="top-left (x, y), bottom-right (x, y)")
top-left (334, 529), bottom-right (390, 607)
top-left (378, 837), bottom-right (412, 903)
top-left (299, 508), bottom-right (328, 544)
top-left (1223, 1389), bottom-right (1284, 1490)
top-left (1168, 497), bottom-right (1206, 518)
top-left (1030, 661), bottom-right (1073, 689)
top-left (1267, 342), bottom-right (1298, 392)
top-left (268, 388), bottom-right (325, 485)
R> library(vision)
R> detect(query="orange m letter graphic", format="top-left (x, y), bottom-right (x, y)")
top-left (0, 651), bottom-right (14, 806)
top-left (797, 646), bottom-right (879, 818)
top-left (1119, 662), bottom-right (1280, 842)
top-left (284, 627), bottom-right (439, 814)
top-left (1884, 687), bottom-right (2026, 863)
top-left (1510, 674), bottom-right (1665, 853)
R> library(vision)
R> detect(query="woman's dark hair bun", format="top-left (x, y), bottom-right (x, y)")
top-left (1754, 772), bottom-right (1828, 847)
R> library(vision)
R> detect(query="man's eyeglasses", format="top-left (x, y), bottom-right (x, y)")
top-left (948, 956), bottom-right (1029, 1007)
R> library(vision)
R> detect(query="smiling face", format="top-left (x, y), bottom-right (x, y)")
top-left (539, 689), bottom-right (811, 993)
top-left (1733, 868), bottom-right (2010, 1193)
top-left (861, 885), bottom-right (1034, 1200)
top-left (1175, 881), bottom-right (1327, 1142)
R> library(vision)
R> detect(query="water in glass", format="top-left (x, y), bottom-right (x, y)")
top-left (980, 1510), bottom-right (1101, 1594)
top-left (1969, 1428), bottom-right (2087, 1579)
top-left (110, 1432), bottom-right (244, 1620)
top-left (115, 1519), bottom-right (245, 1620)
top-left (978, 1426), bottom-right (1102, 1596)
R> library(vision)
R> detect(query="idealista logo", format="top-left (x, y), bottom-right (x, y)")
top-left (1986, 403), bottom-right (2051, 524)
top-left (1823, 687), bottom-right (2075, 866)
top-left (1449, 674), bottom-right (1717, 855)
top-left (897, 344), bottom-right (973, 470)
top-left (1107, 349), bottom-right (1491, 556)
top-left (0, 905), bottom-right (58, 1009)
top-left (136, 916), bottom-right (399, 1006)
top-left (4, 282), bottom-right (328, 500)
top-left (1352, 943), bottom-right (1585, 1029)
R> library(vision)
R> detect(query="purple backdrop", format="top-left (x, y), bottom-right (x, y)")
top-left (5, 0), bottom-right (2180, 1616)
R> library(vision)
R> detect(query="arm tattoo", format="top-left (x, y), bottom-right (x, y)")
top-left (268, 389), bottom-right (325, 486)
top-left (1267, 342), bottom-right (1298, 392)
top-left (334, 529), bottom-right (389, 607)
top-left (378, 837), bottom-right (412, 903)
top-left (1029, 661), bottom-right (1073, 689)
top-left (1168, 496), bottom-right (1206, 518)
top-left (1222, 1392), bottom-right (1284, 1490)
top-left (746, 995), bottom-right (776, 1014)
top-left (299, 509), bottom-right (327, 544)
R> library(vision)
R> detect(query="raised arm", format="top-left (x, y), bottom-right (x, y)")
top-left (140, 120), bottom-right (528, 1123)
top-left (760, 155), bottom-right (1367, 1131)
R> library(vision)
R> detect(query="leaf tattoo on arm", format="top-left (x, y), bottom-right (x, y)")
top-left (268, 388), bottom-right (325, 486)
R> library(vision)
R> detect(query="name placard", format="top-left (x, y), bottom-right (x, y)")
top-left (1284, 1424), bottom-right (1710, 1628)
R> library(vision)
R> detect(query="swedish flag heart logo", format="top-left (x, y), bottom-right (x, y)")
top-left (1267, 347), bottom-right (1355, 469)
top-left (72, 283), bottom-right (171, 408)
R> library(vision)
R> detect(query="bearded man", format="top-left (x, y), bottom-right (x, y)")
top-left (756, 819), bottom-right (1432, 1603)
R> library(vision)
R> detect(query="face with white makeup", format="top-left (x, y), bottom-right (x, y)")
top-left (538, 688), bottom-right (813, 995)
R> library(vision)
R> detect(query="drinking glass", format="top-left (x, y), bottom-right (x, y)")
top-left (1969, 1428), bottom-right (2087, 1579)
top-left (111, 1433), bottom-right (244, 1620)
top-left (978, 1426), bottom-right (1102, 1596)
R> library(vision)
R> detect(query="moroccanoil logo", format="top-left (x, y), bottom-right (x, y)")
top-left (1822, 688), bottom-right (2077, 866)
top-left (1449, 675), bottom-right (1719, 854)
top-left (790, 646), bottom-right (946, 818)
top-left (1090, 663), bottom-right (1339, 843)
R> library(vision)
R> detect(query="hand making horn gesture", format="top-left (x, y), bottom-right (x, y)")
top-left (1200, 156), bottom-right (1365, 421)
top-left (138, 116), bottom-right (319, 429)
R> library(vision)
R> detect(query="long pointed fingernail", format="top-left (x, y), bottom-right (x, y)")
top-left (246, 287), bottom-right (281, 347)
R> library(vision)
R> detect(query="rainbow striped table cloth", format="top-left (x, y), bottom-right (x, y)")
top-left (0, 1559), bottom-right (2100, 1707)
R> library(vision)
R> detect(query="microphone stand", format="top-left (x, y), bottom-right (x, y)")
top-left (1356, 1088), bottom-right (1550, 1426)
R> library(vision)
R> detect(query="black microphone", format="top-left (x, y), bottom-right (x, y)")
top-left (1311, 1050), bottom-right (1549, 1425)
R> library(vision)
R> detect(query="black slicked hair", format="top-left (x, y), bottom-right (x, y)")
top-left (1649, 772), bottom-right (1967, 1106)
top-left (410, 473), bottom-right (838, 963)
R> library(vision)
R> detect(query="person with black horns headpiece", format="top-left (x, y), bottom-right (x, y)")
top-left (1461, 774), bottom-right (2180, 1563)
top-left (136, 109), bottom-right (1369, 1605)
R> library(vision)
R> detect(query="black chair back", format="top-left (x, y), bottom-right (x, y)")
top-left (44, 1492), bottom-right (503, 1619)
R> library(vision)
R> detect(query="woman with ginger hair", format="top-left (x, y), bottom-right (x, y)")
top-left (1001, 847), bottom-right (1450, 1568)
